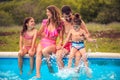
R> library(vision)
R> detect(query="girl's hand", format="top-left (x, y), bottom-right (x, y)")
top-left (28, 48), bottom-right (34, 54)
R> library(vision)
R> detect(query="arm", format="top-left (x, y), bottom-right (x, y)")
top-left (62, 30), bottom-right (72, 48)
top-left (83, 30), bottom-right (96, 42)
top-left (81, 20), bottom-right (90, 36)
top-left (86, 37), bottom-right (96, 42)
top-left (57, 24), bottom-right (65, 46)
top-left (19, 34), bottom-right (23, 50)
top-left (31, 29), bottom-right (37, 49)
top-left (37, 23), bottom-right (44, 37)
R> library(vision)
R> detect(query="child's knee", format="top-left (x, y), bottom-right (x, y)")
top-left (18, 52), bottom-right (24, 57)
top-left (29, 53), bottom-right (35, 57)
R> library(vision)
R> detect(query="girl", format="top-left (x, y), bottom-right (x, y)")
top-left (18, 17), bottom-right (37, 74)
top-left (62, 13), bottom-right (96, 69)
top-left (36, 5), bottom-right (64, 78)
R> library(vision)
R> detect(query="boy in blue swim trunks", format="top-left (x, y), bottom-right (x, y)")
top-left (62, 13), bottom-right (96, 69)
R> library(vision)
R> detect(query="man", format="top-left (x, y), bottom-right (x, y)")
top-left (56, 5), bottom-right (89, 69)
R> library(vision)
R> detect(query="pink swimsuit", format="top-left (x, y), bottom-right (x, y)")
top-left (23, 32), bottom-right (33, 50)
top-left (40, 19), bottom-right (63, 48)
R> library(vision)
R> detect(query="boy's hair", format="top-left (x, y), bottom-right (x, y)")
top-left (61, 5), bottom-right (72, 15)
top-left (73, 13), bottom-right (82, 25)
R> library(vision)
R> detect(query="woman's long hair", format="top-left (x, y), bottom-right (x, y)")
top-left (21, 17), bottom-right (33, 36)
top-left (46, 5), bottom-right (62, 28)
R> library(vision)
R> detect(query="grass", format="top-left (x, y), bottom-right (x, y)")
top-left (86, 22), bottom-right (120, 32)
top-left (85, 38), bottom-right (120, 53)
top-left (0, 22), bottom-right (120, 53)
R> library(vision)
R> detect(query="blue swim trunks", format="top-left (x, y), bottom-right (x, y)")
top-left (71, 41), bottom-right (85, 50)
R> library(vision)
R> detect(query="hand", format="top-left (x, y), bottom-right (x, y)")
top-left (28, 48), bottom-right (34, 54)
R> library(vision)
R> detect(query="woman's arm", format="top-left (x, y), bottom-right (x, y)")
top-left (37, 24), bottom-right (44, 37)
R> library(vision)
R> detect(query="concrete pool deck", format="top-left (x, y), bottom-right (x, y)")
top-left (0, 52), bottom-right (120, 59)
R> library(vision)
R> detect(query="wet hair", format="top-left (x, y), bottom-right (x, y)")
top-left (73, 13), bottom-right (82, 25)
top-left (47, 5), bottom-right (62, 29)
top-left (21, 17), bottom-right (33, 36)
top-left (61, 5), bottom-right (72, 15)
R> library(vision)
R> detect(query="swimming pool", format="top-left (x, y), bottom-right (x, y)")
top-left (0, 56), bottom-right (120, 80)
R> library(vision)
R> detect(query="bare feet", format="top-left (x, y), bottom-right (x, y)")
top-left (36, 73), bottom-right (40, 78)
top-left (28, 69), bottom-right (33, 75)
top-left (85, 67), bottom-right (92, 78)
top-left (46, 61), bottom-right (54, 73)
top-left (20, 69), bottom-right (22, 75)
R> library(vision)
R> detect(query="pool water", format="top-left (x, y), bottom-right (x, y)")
top-left (0, 57), bottom-right (120, 80)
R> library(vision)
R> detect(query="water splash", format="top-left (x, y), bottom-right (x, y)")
top-left (54, 67), bottom-right (78, 79)
top-left (54, 55), bottom-right (93, 79)
top-left (0, 71), bottom-right (22, 80)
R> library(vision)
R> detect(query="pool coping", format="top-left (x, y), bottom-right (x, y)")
top-left (0, 52), bottom-right (120, 59)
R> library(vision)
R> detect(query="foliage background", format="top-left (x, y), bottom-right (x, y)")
top-left (0, 0), bottom-right (120, 26)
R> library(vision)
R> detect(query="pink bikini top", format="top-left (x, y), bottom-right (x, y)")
top-left (42, 19), bottom-right (63, 39)
top-left (23, 32), bottom-right (33, 40)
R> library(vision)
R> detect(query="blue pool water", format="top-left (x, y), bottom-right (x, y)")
top-left (0, 57), bottom-right (120, 80)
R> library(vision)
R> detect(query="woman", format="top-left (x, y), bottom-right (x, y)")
top-left (36, 5), bottom-right (64, 78)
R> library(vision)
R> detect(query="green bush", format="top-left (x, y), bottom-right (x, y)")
top-left (0, 0), bottom-right (120, 26)
top-left (0, 10), bottom-right (14, 26)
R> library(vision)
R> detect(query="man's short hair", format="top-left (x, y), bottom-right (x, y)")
top-left (61, 5), bottom-right (72, 15)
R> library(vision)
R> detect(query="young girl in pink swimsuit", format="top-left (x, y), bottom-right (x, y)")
top-left (18, 17), bottom-right (37, 74)
top-left (36, 5), bottom-right (64, 78)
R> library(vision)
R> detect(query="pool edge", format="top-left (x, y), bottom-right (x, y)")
top-left (0, 52), bottom-right (120, 59)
